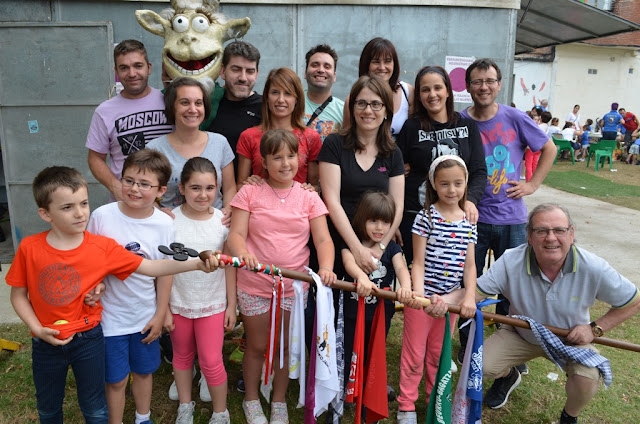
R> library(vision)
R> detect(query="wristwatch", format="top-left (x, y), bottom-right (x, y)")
top-left (379, 242), bottom-right (386, 251)
top-left (589, 321), bottom-right (604, 337)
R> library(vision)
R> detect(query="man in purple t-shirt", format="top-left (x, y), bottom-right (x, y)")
top-left (460, 58), bottom-right (556, 281)
top-left (86, 40), bottom-right (172, 201)
top-left (458, 58), bottom-right (556, 386)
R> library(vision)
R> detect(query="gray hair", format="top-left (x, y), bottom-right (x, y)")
top-left (526, 203), bottom-right (575, 233)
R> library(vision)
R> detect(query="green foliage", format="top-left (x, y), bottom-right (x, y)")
top-left (544, 171), bottom-right (640, 198)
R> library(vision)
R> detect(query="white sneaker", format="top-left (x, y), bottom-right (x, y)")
top-left (169, 380), bottom-right (179, 401)
top-left (199, 372), bottom-right (211, 402)
top-left (397, 410), bottom-right (418, 424)
top-left (270, 402), bottom-right (289, 424)
top-left (175, 401), bottom-right (195, 424)
top-left (169, 366), bottom-right (197, 401)
top-left (242, 400), bottom-right (267, 424)
top-left (208, 409), bottom-right (230, 424)
top-left (451, 359), bottom-right (458, 373)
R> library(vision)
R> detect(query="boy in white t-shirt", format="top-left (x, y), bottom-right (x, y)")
top-left (87, 149), bottom-right (174, 424)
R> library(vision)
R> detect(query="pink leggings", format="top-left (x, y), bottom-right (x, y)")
top-left (397, 306), bottom-right (457, 411)
top-left (170, 312), bottom-right (227, 386)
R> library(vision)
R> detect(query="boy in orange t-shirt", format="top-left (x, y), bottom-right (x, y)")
top-left (6, 166), bottom-right (219, 424)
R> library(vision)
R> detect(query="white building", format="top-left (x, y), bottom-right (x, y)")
top-left (513, 0), bottom-right (640, 126)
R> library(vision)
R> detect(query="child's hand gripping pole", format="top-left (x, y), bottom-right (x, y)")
top-left (198, 252), bottom-right (434, 306)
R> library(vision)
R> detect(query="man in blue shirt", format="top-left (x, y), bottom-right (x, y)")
top-left (599, 102), bottom-right (624, 141)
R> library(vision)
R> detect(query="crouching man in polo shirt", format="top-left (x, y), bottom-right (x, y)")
top-left (427, 202), bottom-right (640, 424)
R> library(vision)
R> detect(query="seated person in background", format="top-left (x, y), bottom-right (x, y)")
top-left (547, 117), bottom-right (561, 137)
top-left (585, 119), bottom-right (594, 132)
top-left (560, 122), bottom-right (583, 161)
top-left (627, 128), bottom-right (640, 165)
top-left (538, 111), bottom-right (551, 134)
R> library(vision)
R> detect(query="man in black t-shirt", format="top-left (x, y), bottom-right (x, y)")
top-left (206, 41), bottom-right (263, 174)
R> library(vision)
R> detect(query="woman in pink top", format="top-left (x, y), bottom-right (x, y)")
top-left (229, 129), bottom-right (335, 424)
top-left (236, 68), bottom-right (322, 190)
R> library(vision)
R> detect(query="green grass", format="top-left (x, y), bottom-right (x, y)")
top-left (2, 301), bottom-right (640, 423)
top-left (544, 171), bottom-right (640, 198)
top-left (542, 160), bottom-right (640, 211)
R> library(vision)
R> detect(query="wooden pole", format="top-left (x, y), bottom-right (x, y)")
top-left (202, 252), bottom-right (640, 353)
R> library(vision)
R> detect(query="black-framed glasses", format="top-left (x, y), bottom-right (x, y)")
top-left (469, 78), bottom-right (499, 87)
top-left (354, 99), bottom-right (384, 111)
top-left (121, 177), bottom-right (160, 192)
top-left (530, 227), bottom-right (571, 238)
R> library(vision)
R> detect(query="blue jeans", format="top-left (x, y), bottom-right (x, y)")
top-left (475, 222), bottom-right (527, 314)
top-left (459, 222), bottom-right (528, 351)
top-left (32, 324), bottom-right (108, 424)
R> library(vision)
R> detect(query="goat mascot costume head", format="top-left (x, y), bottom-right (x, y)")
top-left (135, 0), bottom-right (251, 90)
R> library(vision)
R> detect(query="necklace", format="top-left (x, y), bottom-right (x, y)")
top-left (269, 182), bottom-right (294, 203)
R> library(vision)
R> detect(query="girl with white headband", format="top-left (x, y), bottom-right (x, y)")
top-left (397, 155), bottom-right (478, 423)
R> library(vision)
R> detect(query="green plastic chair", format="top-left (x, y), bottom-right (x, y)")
top-left (552, 134), bottom-right (575, 165)
top-left (586, 139), bottom-right (617, 171)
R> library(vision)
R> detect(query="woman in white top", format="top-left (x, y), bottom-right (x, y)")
top-left (561, 121), bottom-right (584, 161)
top-left (565, 104), bottom-right (581, 130)
top-left (344, 37), bottom-right (414, 139)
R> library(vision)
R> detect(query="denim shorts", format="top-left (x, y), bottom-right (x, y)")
top-left (104, 331), bottom-right (160, 383)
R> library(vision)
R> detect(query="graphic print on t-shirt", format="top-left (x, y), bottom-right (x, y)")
top-left (125, 241), bottom-right (146, 258)
top-left (39, 263), bottom-right (81, 306)
top-left (115, 109), bottom-right (168, 155)
top-left (480, 123), bottom-right (517, 195)
top-left (349, 260), bottom-right (387, 305)
top-left (417, 131), bottom-right (464, 207)
top-left (306, 116), bottom-right (342, 141)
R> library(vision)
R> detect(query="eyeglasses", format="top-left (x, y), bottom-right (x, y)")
top-left (121, 177), bottom-right (160, 192)
top-left (469, 78), bottom-right (499, 87)
top-left (354, 99), bottom-right (384, 111)
top-left (530, 227), bottom-right (571, 238)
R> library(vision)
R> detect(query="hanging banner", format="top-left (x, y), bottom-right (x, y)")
top-left (445, 56), bottom-right (476, 103)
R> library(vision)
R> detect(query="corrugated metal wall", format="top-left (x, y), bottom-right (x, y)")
top-left (51, 1), bottom-right (516, 101)
top-left (0, 1), bottom-right (517, 253)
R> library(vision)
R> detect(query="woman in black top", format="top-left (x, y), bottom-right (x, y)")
top-left (396, 65), bottom-right (487, 265)
top-left (318, 75), bottom-right (405, 277)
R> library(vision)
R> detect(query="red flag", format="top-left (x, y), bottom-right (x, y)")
top-left (363, 301), bottom-right (388, 423)
top-left (345, 297), bottom-right (365, 423)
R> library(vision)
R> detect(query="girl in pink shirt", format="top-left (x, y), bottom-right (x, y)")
top-left (229, 129), bottom-right (336, 424)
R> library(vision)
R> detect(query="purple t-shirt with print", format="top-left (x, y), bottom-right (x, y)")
top-left (460, 104), bottom-right (548, 225)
